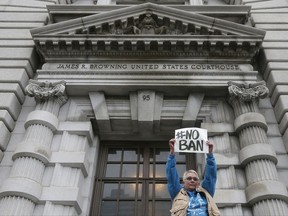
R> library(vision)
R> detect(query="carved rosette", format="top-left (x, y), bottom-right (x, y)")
top-left (228, 81), bottom-right (269, 103)
top-left (25, 80), bottom-right (68, 106)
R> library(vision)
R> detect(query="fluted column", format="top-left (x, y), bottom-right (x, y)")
top-left (0, 80), bottom-right (67, 216)
top-left (228, 81), bottom-right (288, 215)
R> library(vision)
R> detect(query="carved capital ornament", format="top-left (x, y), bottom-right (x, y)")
top-left (25, 80), bottom-right (68, 105)
top-left (228, 81), bottom-right (269, 103)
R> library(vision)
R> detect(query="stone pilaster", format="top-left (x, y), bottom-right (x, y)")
top-left (228, 81), bottom-right (288, 215)
top-left (0, 80), bottom-right (67, 216)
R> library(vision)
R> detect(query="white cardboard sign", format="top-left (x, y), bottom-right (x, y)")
top-left (174, 127), bottom-right (208, 153)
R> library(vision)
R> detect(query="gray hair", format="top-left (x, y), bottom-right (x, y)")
top-left (183, 170), bottom-right (199, 180)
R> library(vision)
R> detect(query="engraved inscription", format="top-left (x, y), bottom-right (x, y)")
top-left (52, 63), bottom-right (241, 71)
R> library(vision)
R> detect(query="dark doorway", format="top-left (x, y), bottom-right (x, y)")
top-left (90, 141), bottom-right (195, 216)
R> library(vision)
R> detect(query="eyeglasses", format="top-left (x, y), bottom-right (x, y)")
top-left (185, 176), bottom-right (199, 181)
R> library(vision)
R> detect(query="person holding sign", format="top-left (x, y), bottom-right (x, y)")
top-left (166, 138), bottom-right (220, 216)
top-left (174, 128), bottom-right (209, 154)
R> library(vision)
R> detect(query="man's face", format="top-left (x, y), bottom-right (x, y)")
top-left (183, 173), bottom-right (199, 191)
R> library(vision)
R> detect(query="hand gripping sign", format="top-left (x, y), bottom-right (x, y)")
top-left (174, 127), bottom-right (208, 153)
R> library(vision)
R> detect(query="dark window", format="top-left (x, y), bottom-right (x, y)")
top-left (90, 141), bottom-right (195, 216)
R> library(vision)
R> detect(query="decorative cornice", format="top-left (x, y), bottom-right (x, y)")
top-left (33, 34), bottom-right (263, 60)
top-left (47, 4), bottom-right (251, 24)
top-left (32, 3), bottom-right (263, 36)
top-left (25, 80), bottom-right (68, 105)
top-left (228, 81), bottom-right (269, 102)
top-left (31, 3), bottom-right (265, 61)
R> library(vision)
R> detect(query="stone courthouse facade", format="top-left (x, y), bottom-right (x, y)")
top-left (1, 0), bottom-right (288, 215)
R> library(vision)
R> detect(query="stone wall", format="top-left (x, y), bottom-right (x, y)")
top-left (244, 0), bottom-right (288, 187)
top-left (0, 0), bottom-right (288, 215)
top-left (0, 0), bottom-right (50, 191)
top-left (0, 1), bottom-right (99, 216)
top-left (0, 0), bottom-right (52, 164)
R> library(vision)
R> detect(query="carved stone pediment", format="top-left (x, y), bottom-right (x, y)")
top-left (31, 3), bottom-right (265, 61)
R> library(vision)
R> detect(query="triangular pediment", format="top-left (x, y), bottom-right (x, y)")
top-left (31, 3), bottom-right (265, 61)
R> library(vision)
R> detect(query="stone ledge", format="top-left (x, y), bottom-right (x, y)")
top-left (3, 0), bottom-right (52, 8)
top-left (214, 189), bottom-right (246, 207)
top-left (0, 12), bottom-right (48, 22)
top-left (0, 83), bottom-right (25, 105)
top-left (0, 149), bottom-right (3, 163)
top-left (214, 153), bottom-right (240, 168)
top-left (252, 13), bottom-right (288, 24)
top-left (0, 68), bottom-right (29, 91)
top-left (0, 60), bottom-right (34, 78)
top-left (279, 112), bottom-right (288, 134)
top-left (0, 93), bottom-right (22, 120)
top-left (261, 50), bottom-right (288, 80)
top-left (258, 25), bottom-right (288, 31)
top-left (50, 151), bottom-right (89, 177)
top-left (0, 23), bottom-right (44, 29)
top-left (0, 29), bottom-right (32, 40)
top-left (245, 180), bottom-right (288, 205)
top-left (41, 186), bottom-right (83, 214)
top-left (282, 128), bottom-right (288, 152)
top-left (234, 112), bottom-right (267, 133)
top-left (271, 85), bottom-right (288, 107)
top-left (0, 48), bottom-right (39, 71)
top-left (267, 70), bottom-right (288, 97)
top-left (57, 121), bottom-right (94, 146)
top-left (201, 123), bottom-right (235, 135)
top-left (263, 62), bottom-right (288, 80)
top-left (239, 143), bottom-right (277, 166)
top-left (274, 95), bottom-right (288, 123)
top-left (0, 110), bottom-right (15, 132)
top-left (249, 0), bottom-right (288, 9)
top-left (264, 32), bottom-right (288, 42)
top-left (0, 121), bottom-right (11, 151)
top-left (25, 110), bottom-right (59, 132)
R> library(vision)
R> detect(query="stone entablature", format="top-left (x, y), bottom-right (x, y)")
top-left (36, 62), bottom-right (258, 96)
top-left (31, 3), bottom-right (265, 61)
top-left (34, 34), bottom-right (263, 59)
top-left (45, 62), bottom-right (245, 71)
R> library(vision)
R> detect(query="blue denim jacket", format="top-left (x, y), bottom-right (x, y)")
top-left (166, 154), bottom-right (217, 216)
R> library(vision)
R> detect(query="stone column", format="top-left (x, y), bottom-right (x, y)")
top-left (0, 80), bottom-right (67, 216)
top-left (228, 81), bottom-right (288, 215)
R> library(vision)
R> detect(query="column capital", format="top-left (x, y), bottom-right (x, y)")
top-left (25, 80), bottom-right (68, 105)
top-left (228, 81), bottom-right (269, 103)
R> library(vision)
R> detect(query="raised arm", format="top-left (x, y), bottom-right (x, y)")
top-left (166, 138), bottom-right (182, 199)
top-left (201, 140), bottom-right (217, 197)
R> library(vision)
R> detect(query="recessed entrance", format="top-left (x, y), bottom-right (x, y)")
top-left (90, 141), bottom-right (195, 216)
